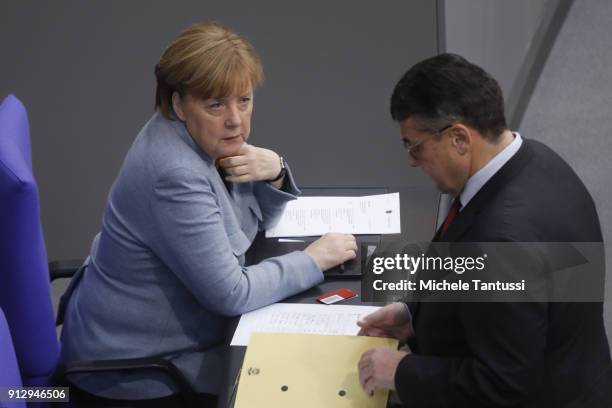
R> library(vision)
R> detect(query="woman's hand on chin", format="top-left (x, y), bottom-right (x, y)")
top-left (217, 144), bottom-right (282, 183)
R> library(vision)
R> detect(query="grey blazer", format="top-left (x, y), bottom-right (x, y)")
top-left (59, 112), bottom-right (323, 399)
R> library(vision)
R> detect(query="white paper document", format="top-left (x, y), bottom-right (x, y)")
top-left (230, 303), bottom-right (380, 346)
top-left (265, 192), bottom-right (401, 237)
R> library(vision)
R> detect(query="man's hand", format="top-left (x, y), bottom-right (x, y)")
top-left (358, 346), bottom-right (410, 395)
top-left (357, 302), bottom-right (414, 342)
top-left (217, 144), bottom-right (281, 183)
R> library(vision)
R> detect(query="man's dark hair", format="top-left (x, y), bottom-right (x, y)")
top-left (390, 53), bottom-right (507, 140)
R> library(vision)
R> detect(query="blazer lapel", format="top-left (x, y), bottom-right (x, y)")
top-left (436, 207), bottom-right (476, 242)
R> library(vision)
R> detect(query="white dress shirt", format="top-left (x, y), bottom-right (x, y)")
top-left (458, 132), bottom-right (523, 210)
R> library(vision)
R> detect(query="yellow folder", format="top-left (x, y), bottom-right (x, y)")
top-left (234, 332), bottom-right (398, 408)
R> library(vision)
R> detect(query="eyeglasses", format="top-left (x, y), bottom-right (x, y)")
top-left (402, 124), bottom-right (454, 160)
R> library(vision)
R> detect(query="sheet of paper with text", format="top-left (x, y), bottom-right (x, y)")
top-left (230, 303), bottom-right (380, 346)
top-left (265, 193), bottom-right (401, 237)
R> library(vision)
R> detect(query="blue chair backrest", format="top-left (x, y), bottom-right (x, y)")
top-left (0, 94), bottom-right (60, 388)
top-left (0, 307), bottom-right (26, 408)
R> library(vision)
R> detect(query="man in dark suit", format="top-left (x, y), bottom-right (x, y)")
top-left (357, 53), bottom-right (611, 407)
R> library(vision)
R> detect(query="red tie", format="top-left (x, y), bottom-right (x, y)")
top-left (440, 198), bottom-right (462, 237)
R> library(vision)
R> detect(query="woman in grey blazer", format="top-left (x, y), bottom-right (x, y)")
top-left (60, 22), bottom-right (357, 407)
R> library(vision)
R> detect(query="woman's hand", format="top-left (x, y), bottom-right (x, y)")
top-left (217, 144), bottom-right (282, 183)
top-left (304, 233), bottom-right (358, 272)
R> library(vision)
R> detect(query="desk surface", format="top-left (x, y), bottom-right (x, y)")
top-left (220, 185), bottom-right (439, 407)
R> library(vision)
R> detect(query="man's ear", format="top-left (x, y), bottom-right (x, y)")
top-left (450, 124), bottom-right (471, 155)
top-left (172, 91), bottom-right (186, 121)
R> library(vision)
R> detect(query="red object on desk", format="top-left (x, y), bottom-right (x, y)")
top-left (316, 288), bottom-right (358, 304)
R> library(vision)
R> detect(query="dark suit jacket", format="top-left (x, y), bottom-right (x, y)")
top-left (395, 139), bottom-right (612, 407)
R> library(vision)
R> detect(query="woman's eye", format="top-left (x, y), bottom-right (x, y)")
top-left (208, 102), bottom-right (222, 109)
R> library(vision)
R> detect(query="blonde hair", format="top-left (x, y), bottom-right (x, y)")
top-left (154, 23), bottom-right (263, 119)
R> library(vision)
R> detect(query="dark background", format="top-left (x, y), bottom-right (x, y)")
top-left (0, 0), bottom-right (438, 260)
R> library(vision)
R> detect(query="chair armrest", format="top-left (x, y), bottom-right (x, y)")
top-left (49, 259), bottom-right (84, 282)
top-left (58, 357), bottom-right (196, 406)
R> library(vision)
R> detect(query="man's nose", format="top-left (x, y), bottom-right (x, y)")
top-left (407, 154), bottom-right (420, 167)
